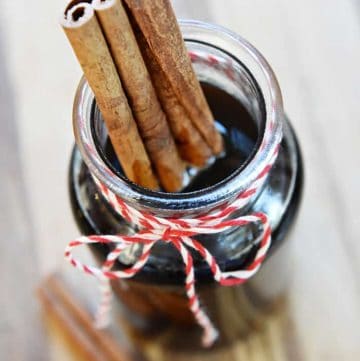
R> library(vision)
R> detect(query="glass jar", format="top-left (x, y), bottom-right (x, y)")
top-left (69, 20), bottom-right (303, 358)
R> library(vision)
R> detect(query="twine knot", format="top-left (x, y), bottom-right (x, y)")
top-left (65, 140), bottom-right (281, 347)
top-left (65, 179), bottom-right (274, 347)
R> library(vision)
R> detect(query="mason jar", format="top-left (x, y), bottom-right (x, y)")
top-left (68, 20), bottom-right (303, 359)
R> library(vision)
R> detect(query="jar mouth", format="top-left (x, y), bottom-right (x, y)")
top-left (73, 20), bottom-right (283, 215)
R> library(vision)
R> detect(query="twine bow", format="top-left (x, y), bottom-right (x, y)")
top-left (64, 145), bottom-right (278, 347)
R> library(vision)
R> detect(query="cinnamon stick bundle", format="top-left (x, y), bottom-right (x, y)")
top-left (61, 3), bottom-right (159, 190)
top-left (123, 0), bottom-right (224, 155)
top-left (92, 0), bottom-right (185, 192)
top-left (62, 0), bottom-right (225, 193)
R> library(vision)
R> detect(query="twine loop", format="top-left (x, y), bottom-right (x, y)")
top-left (65, 144), bottom-right (279, 347)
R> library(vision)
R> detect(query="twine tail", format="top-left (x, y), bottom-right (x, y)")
top-left (172, 238), bottom-right (219, 347)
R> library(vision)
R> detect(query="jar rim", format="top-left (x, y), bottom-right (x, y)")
top-left (73, 20), bottom-right (283, 215)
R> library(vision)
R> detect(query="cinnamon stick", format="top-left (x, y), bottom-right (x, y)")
top-left (38, 274), bottom-right (132, 361)
top-left (133, 23), bottom-right (213, 167)
top-left (92, 0), bottom-right (185, 192)
top-left (123, 0), bottom-right (224, 155)
top-left (61, 3), bottom-right (159, 190)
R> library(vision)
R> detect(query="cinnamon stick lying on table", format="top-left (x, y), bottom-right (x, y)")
top-left (123, 0), bottom-right (224, 155)
top-left (61, 3), bottom-right (159, 190)
top-left (92, 0), bottom-right (185, 192)
top-left (38, 274), bottom-right (132, 361)
top-left (133, 22), bottom-right (213, 167)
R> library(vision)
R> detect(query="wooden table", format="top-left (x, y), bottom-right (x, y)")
top-left (0, 0), bottom-right (359, 359)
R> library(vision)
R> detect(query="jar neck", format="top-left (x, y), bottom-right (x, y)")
top-left (73, 20), bottom-right (283, 218)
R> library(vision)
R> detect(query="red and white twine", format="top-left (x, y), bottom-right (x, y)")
top-left (64, 147), bottom-right (279, 347)
top-left (65, 50), bottom-right (282, 347)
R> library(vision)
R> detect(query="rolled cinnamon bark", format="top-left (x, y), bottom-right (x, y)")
top-left (123, 0), bottom-right (224, 155)
top-left (61, 3), bottom-right (159, 190)
top-left (92, 0), bottom-right (185, 192)
top-left (133, 24), bottom-right (213, 167)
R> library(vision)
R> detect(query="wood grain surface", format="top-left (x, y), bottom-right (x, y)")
top-left (0, 0), bottom-right (359, 360)
top-left (0, 21), bottom-right (47, 361)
